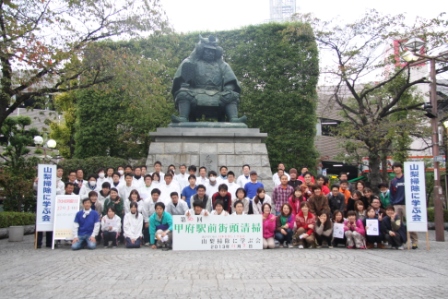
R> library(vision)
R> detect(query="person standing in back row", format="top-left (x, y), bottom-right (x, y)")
top-left (390, 162), bottom-right (418, 249)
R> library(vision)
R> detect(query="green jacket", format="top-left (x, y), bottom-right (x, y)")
top-left (102, 197), bottom-right (124, 217)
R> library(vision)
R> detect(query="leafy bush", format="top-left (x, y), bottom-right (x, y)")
top-left (59, 156), bottom-right (128, 176)
top-left (0, 212), bottom-right (36, 228)
top-left (0, 158), bottom-right (39, 212)
top-left (427, 208), bottom-right (448, 222)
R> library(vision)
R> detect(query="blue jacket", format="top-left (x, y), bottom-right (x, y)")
top-left (390, 175), bottom-right (405, 205)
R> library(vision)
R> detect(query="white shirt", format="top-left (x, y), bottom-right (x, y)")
top-left (225, 181), bottom-right (240, 200)
top-left (150, 171), bottom-right (165, 181)
top-left (272, 172), bottom-right (290, 186)
top-left (237, 174), bottom-right (251, 188)
top-left (210, 210), bottom-right (229, 216)
top-left (205, 182), bottom-right (219, 198)
top-left (133, 177), bottom-right (145, 189)
top-left (198, 176), bottom-right (209, 185)
top-left (216, 176), bottom-right (227, 184)
top-left (139, 185), bottom-right (154, 200)
top-left (166, 200), bottom-right (189, 216)
top-left (79, 183), bottom-right (101, 200)
top-left (175, 173), bottom-right (189, 190)
top-left (159, 182), bottom-right (181, 205)
top-left (123, 212), bottom-right (143, 239)
top-left (119, 184), bottom-right (137, 210)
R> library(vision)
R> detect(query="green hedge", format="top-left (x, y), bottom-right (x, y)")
top-left (427, 208), bottom-right (448, 222)
top-left (59, 156), bottom-right (128, 176)
top-left (0, 212), bottom-right (36, 228)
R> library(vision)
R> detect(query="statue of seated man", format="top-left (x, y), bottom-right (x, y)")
top-left (171, 35), bottom-right (247, 123)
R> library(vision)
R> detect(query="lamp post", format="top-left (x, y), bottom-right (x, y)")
top-left (34, 135), bottom-right (57, 163)
top-left (401, 37), bottom-right (448, 242)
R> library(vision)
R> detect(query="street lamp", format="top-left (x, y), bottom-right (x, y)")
top-left (34, 135), bottom-right (57, 163)
top-left (401, 37), bottom-right (448, 242)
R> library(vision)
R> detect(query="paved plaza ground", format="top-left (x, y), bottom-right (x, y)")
top-left (1, 231), bottom-right (448, 299)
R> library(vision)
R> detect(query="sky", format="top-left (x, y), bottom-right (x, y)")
top-left (159, 0), bottom-right (447, 84)
top-left (160, 0), bottom-right (444, 33)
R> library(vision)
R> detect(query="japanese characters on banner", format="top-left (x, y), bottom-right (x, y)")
top-left (404, 161), bottom-right (428, 232)
top-left (36, 164), bottom-right (56, 232)
top-left (53, 195), bottom-right (80, 242)
top-left (173, 215), bottom-right (263, 251)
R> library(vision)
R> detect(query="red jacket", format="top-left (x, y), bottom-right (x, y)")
top-left (263, 214), bottom-right (276, 238)
top-left (295, 210), bottom-right (316, 236)
top-left (288, 195), bottom-right (306, 216)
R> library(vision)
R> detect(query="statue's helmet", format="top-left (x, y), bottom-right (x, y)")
top-left (199, 35), bottom-right (218, 50)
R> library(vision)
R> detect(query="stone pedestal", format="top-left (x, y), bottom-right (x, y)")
top-left (147, 127), bottom-right (274, 193)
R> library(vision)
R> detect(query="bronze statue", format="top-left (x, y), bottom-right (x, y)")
top-left (171, 35), bottom-right (247, 123)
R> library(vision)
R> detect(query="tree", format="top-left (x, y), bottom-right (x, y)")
top-left (0, 0), bottom-right (167, 132)
top-left (0, 116), bottom-right (39, 167)
top-left (312, 10), bottom-right (448, 188)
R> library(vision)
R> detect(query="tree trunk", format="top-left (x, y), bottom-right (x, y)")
top-left (368, 153), bottom-right (382, 193)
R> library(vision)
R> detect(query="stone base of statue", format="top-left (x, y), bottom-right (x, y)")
top-left (146, 126), bottom-right (274, 193)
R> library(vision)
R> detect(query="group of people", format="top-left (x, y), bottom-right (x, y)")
top-left (36, 161), bottom-right (417, 251)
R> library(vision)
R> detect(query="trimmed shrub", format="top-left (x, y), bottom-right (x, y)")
top-left (0, 212), bottom-right (36, 228)
top-left (427, 208), bottom-right (448, 222)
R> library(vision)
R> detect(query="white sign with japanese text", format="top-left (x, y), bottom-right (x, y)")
top-left (173, 215), bottom-right (263, 251)
top-left (404, 161), bottom-right (428, 232)
top-left (36, 164), bottom-right (56, 231)
top-left (52, 195), bottom-right (80, 241)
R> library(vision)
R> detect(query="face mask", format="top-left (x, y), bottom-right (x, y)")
top-left (118, 170), bottom-right (124, 175)
top-left (98, 172), bottom-right (105, 178)
top-left (209, 177), bottom-right (216, 182)
top-left (89, 181), bottom-right (96, 188)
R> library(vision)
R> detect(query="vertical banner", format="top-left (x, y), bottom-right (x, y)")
top-left (173, 215), bottom-right (263, 251)
top-left (36, 164), bottom-right (57, 231)
top-left (53, 195), bottom-right (80, 242)
top-left (404, 161), bottom-right (428, 232)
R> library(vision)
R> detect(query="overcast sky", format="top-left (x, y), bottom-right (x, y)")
top-left (160, 0), bottom-right (444, 33)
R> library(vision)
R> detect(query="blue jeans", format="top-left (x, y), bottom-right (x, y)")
top-left (125, 237), bottom-right (142, 248)
top-left (275, 229), bottom-right (293, 244)
top-left (72, 235), bottom-right (96, 250)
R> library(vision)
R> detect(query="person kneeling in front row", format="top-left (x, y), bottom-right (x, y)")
top-left (123, 202), bottom-right (143, 248)
top-left (149, 202), bottom-right (173, 251)
top-left (293, 201), bottom-right (316, 249)
top-left (381, 205), bottom-right (407, 250)
top-left (101, 207), bottom-right (121, 248)
top-left (72, 198), bottom-right (100, 250)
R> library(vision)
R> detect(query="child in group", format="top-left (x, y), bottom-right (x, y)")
top-left (363, 206), bottom-right (384, 249)
top-left (262, 203), bottom-right (276, 249)
top-left (314, 211), bottom-right (333, 248)
top-left (381, 205), bottom-right (407, 250)
top-left (101, 207), bottom-right (121, 248)
top-left (123, 202), bottom-right (143, 248)
top-left (344, 210), bottom-right (366, 249)
top-left (275, 203), bottom-right (295, 248)
top-left (332, 210), bottom-right (346, 248)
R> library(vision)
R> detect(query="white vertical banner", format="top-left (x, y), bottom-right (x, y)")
top-left (404, 161), bottom-right (428, 232)
top-left (36, 164), bottom-right (57, 231)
